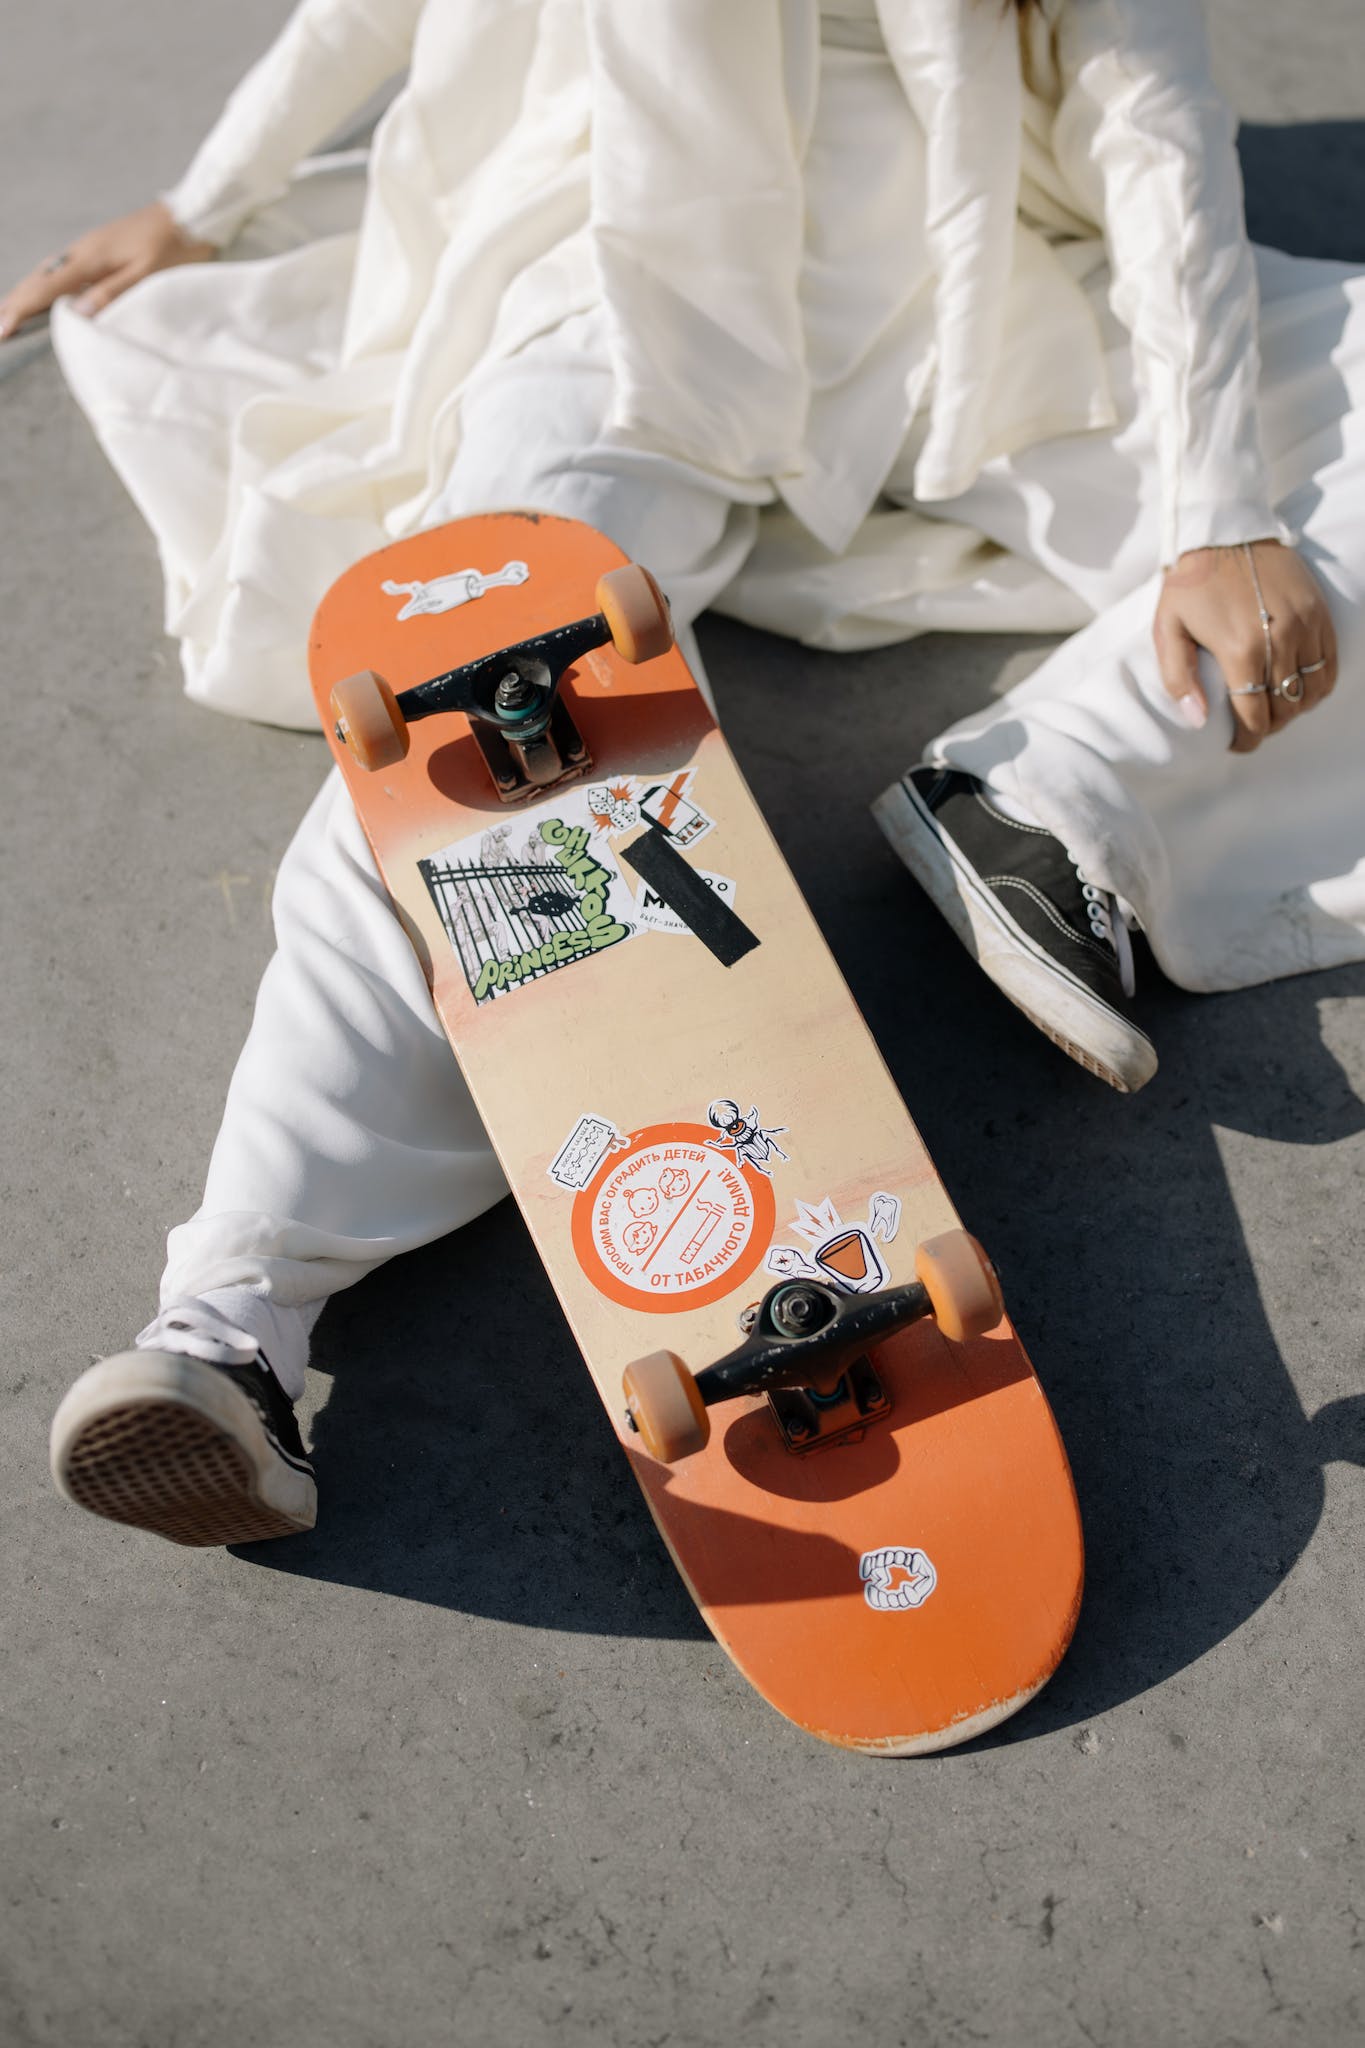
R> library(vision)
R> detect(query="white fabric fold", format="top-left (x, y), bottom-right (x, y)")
top-left (61, 0), bottom-right (1283, 731)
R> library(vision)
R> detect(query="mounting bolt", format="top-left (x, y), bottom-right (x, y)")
top-left (494, 670), bottom-right (537, 717)
top-left (771, 1285), bottom-right (831, 1339)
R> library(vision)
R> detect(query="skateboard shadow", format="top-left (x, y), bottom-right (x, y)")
top-left (701, 607), bottom-right (1365, 1749)
top-left (239, 117), bottom-right (1365, 1723)
top-left (235, 1203), bottom-right (713, 1641)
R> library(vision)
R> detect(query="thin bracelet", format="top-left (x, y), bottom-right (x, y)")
top-left (1243, 540), bottom-right (1273, 688)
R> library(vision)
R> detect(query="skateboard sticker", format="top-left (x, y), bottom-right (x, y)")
top-left (572, 1123), bottom-right (776, 1312)
top-left (860, 1547), bottom-right (937, 1613)
top-left (634, 870), bottom-right (738, 935)
top-left (766, 1192), bottom-right (902, 1294)
top-left (420, 770), bottom-right (725, 1005)
top-left (548, 1113), bottom-right (627, 1192)
top-left (704, 1099), bottom-right (788, 1177)
top-left (420, 791), bottom-right (640, 1004)
top-left (587, 782), bottom-right (642, 835)
top-left (636, 770), bottom-right (714, 849)
top-left (382, 559), bottom-right (529, 619)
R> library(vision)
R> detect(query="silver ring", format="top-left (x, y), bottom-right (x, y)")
top-left (1299, 658), bottom-right (1328, 676)
top-left (1276, 671), bottom-right (1305, 702)
top-left (1228, 682), bottom-right (1270, 696)
top-left (41, 252), bottom-right (71, 276)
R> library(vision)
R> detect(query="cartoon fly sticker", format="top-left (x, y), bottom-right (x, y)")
top-left (705, 1100), bottom-right (788, 1176)
top-left (382, 559), bottom-right (529, 619)
top-left (860, 1547), bottom-right (937, 1613)
top-left (766, 1192), bottom-right (902, 1294)
top-left (421, 799), bottom-right (634, 1003)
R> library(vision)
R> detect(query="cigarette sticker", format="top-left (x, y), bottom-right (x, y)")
top-left (637, 772), bottom-right (714, 849)
top-left (572, 1122), bottom-right (776, 1312)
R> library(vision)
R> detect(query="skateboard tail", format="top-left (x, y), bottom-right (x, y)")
top-left (623, 1325), bottom-right (1085, 1759)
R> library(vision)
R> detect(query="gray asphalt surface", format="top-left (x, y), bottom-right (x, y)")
top-left (3, 7), bottom-right (1364, 2046)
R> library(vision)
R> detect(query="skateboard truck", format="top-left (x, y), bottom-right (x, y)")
top-left (622, 1229), bottom-right (1004, 1464)
top-left (328, 564), bottom-right (672, 803)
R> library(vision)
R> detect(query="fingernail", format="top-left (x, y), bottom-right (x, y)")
top-left (0, 320), bottom-right (11, 340)
top-left (1176, 692), bottom-right (1207, 729)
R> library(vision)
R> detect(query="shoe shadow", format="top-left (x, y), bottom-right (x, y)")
top-left (705, 613), bottom-right (1365, 1750)
top-left (240, 117), bottom-right (1365, 1714)
top-left (237, 610), bottom-right (1365, 1738)
top-left (235, 1204), bottom-right (709, 1642)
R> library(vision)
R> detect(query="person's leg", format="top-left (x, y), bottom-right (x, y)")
top-left (875, 252), bottom-right (1365, 1085)
top-left (51, 308), bottom-right (759, 1543)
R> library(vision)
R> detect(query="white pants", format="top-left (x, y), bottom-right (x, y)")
top-left (152, 312), bottom-right (762, 1396)
top-left (153, 260), bottom-right (1365, 1396)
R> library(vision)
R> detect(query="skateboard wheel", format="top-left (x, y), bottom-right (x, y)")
top-left (914, 1230), bottom-right (1004, 1345)
top-left (330, 669), bottom-right (410, 772)
top-left (597, 564), bottom-right (673, 665)
top-left (622, 1351), bottom-right (709, 1463)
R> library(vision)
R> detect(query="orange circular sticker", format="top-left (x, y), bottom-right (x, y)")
top-left (571, 1122), bottom-right (776, 1312)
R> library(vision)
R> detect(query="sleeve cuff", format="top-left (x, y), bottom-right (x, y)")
top-left (160, 174), bottom-right (263, 251)
top-left (1164, 497), bottom-right (1297, 565)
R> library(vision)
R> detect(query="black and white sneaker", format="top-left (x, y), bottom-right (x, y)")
top-left (50, 1349), bottom-right (317, 1546)
top-left (873, 767), bottom-right (1158, 1093)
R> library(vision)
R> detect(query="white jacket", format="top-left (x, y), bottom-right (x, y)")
top-left (164, 0), bottom-right (1277, 565)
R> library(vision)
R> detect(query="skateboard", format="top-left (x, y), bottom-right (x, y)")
top-left (310, 511), bottom-right (1083, 1755)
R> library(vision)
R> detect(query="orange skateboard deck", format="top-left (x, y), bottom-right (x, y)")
top-left (310, 512), bottom-right (1083, 1755)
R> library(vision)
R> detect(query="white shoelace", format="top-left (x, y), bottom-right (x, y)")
top-left (1077, 876), bottom-right (1138, 999)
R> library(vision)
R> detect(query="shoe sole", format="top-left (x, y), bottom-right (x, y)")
top-left (873, 777), bottom-right (1158, 1095)
top-left (50, 1351), bottom-right (317, 1547)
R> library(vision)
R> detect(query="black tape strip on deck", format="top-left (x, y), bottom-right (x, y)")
top-left (621, 827), bottom-right (759, 967)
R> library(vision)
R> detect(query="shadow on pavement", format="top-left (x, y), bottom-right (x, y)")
top-left (237, 115), bottom-right (1365, 1736)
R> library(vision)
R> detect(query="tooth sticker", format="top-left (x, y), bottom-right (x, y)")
top-left (766, 1192), bottom-right (902, 1294)
top-left (549, 1114), bottom-right (627, 1192)
top-left (860, 1547), bottom-right (937, 1613)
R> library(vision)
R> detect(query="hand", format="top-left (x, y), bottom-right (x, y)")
top-left (0, 202), bottom-right (216, 340)
top-left (1154, 540), bottom-right (1338, 754)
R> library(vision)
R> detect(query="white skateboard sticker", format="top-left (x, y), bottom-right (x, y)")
top-left (860, 1547), bottom-right (937, 1612)
top-left (634, 869), bottom-right (737, 935)
top-left (420, 786), bottom-right (642, 1005)
top-left (635, 771), bottom-right (715, 849)
top-left (766, 1193), bottom-right (901, 1294)
top-left (382, 560), bottom-right (529, 620)
top-left (548, 1114), bottom-right (626, 1192)
top-left (419, 771), bottom-right (718, 1005)
top-left (570, 1123), bottom-right (776, 1311)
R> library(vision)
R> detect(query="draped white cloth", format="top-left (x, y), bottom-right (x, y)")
top-left (50, 0), bottom-right (1365, 1005)
top-left (55, 0), bottom-right (1283, 731)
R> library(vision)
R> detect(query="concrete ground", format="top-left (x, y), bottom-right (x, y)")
top-left (3, 7), bottom-right (1364, 2045)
